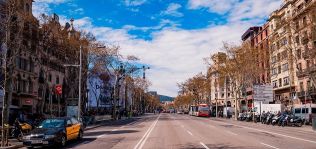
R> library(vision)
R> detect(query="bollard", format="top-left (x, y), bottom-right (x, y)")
top-left (312, 116), bottom-right (316, 131)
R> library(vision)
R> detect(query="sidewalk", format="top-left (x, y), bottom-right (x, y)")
top-left (85, 116), bottom-right (131, 131)
top-left (0, 139), bottom-right (23, 149)
top-left (211, 117), bottom-right (315, 132)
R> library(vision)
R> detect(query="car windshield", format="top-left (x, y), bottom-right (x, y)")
top-left (39, 119), bottom-right (65, 128)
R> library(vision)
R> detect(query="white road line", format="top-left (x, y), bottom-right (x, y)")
top-left (112, 129), bottom-right (118, 131)
top-left (225, 130), bottom-right (238, 136)
top-left (134, 114), bottom-right (160, 149)
top-left (210, 120), bottom-right (316, 144)
top-left (186, 130), bottom-right (193, 136)
top-left (260, 143), bottom-right (280, 149)
top-left (97, 134), bottom-right (107, 138)
top-left (200, 142), bottom-right (210, 149)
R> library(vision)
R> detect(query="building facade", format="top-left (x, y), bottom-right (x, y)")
top-left (268, 0), bottom-right (316, 106)
top-left (1, 0), bottom-right (88, 118)
top-left (209, 52), bottom-right (237, 113)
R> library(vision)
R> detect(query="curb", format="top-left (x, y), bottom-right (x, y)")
top-left (0, 144), bottom-right (23, 149)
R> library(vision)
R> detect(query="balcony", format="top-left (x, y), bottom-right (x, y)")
top-left (297, 66), bottom-right (316, 78)
top-left (297, 91), bottom-right (306, 98)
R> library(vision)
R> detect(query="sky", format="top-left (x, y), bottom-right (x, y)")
top-left (32, 0), bottom-right (283, 97)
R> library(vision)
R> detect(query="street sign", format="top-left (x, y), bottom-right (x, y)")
top-left (253, 85), bottom-right (273, 103)
top-left (55, 85), bottom-right (62, 95)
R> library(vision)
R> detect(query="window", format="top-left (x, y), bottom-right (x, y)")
top-left (294, 108), bottom-right (301, 114)
top-left (307, 81), bottom-right (311, 89)
top-left (281, 50), bottom-right (287, 60)
top-left (272, 56), bottom-right (276, 64)
top-left (302, 108), bottom-right (309, 114)
top-left (283, 77), bottom-right (289, 85)
top-left (273, 81), bottom-right (277, 88)
top-left (277, 53), bottom-right (281, 62)
top-left (279, 78), bottom-right (282, 87)
top-left (278, 65), bottom-right (281, 74)
top-left (303, 16), bottom-right (307, 26)
top-left (297, 49), bottom-right (301, 59)
top-left (306, 60), bottom-right (310, 68)
top-left (282, 63), bottom-right (289, 71)
top-left (312, 108), bottom-right (316, 114)
top-left (71, 118), bottom-right (79, 124)
top-left (295, 36), bottom-right (300, 44)
top-left (297, 63), bottom-right (302, 71)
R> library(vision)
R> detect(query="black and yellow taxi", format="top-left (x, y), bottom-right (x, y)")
top-left (23, 117), bottom-right (83, 148)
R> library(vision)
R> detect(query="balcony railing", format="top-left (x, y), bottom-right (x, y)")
top-left (297, 65), bottom-right (316, 78)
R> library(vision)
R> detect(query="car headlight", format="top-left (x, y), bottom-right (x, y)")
top-left (44, 135), bottom-right (55, 139)
top-left (23, 135), bottom-right (31, 140)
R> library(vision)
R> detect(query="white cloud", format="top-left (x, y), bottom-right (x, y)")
top-left (188, 0), bottom-right (282, 22)
top-left (161, 3), bottom-right (183, 17)
top-left (32, 0), bottom-right (282, 97)
top-left (67, 17), bottom-right (252, 96)
top-left (124, 0), bottom-right (147, 7)
top-left (188, 0), bottom-right (239, 14)
top-left (228, 0), bottom-right (282, 22)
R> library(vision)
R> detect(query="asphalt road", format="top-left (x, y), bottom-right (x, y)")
top-left (22, 113), bottom-right (316, 149)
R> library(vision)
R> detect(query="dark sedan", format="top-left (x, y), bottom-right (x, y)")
top-left (23, 117), bottom-right (83, 148)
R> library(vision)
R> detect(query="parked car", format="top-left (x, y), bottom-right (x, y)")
top-left (23, 117), bottom-right (83, 148)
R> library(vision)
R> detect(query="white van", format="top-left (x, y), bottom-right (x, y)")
top-left (292, 104), bottom-right (316, 124)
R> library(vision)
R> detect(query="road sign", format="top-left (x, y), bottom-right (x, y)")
top-left (253, 85), bottom-right (273, 103)
top-left (55, 85), bottom-right (62, 95)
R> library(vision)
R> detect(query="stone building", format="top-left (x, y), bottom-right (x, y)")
top-left (0, 0), bottom-right (88, 118)
top-left (268, 0), bottom-right (316, 106)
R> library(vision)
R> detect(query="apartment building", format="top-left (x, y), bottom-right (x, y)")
top-left (241, 24), bottom-right (271, 109)
top-left (0, 0), bottom-right (88, 117)
top-left (290, 0), bottom-right (316, 104)
top-left (269, 0), bottom-right (316, 106)
top-left (209, 52), bottom-right (237, 112)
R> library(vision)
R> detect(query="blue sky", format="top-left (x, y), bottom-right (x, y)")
top-left (33, 0), bottom-right (282, 97)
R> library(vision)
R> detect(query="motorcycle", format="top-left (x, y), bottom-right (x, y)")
top-left (271, 114), bottom-right (281, 126)
top-left (261, 113), bottom-right (268, 124)
top-left (288, 115), bottom-right (304, 127)
top-left (265, 113), bottom-right (274, 125)
top-left (281, 114), bottom-right (289, 127)
top-left (11, 127), bottom-right (23, 141)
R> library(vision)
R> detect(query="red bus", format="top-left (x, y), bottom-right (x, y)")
top-left (197, 104), bottom-right (210, 117)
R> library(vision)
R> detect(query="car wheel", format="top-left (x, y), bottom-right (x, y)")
top-left (61, 135), bottom-right (67, 147)
top-left (77, 130), bottom-right (83, 140)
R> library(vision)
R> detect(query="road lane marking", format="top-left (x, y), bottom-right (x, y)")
top-left (186, 130), bottom-right (193, 136)
top-left (112, 129), bottom-right (118, 131)
top-left (260, 143), bottom-right (280, 149)
top-left (97, 134), bottom-right (107, 138)
top-left (134, 114), bottom-right (160, 149)
top-left (210, 119), bottom-right (316, 144)
top-left (225, 130), bottom-right (237, 136)
top-left (200, 142), bottom-right (210, 149)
